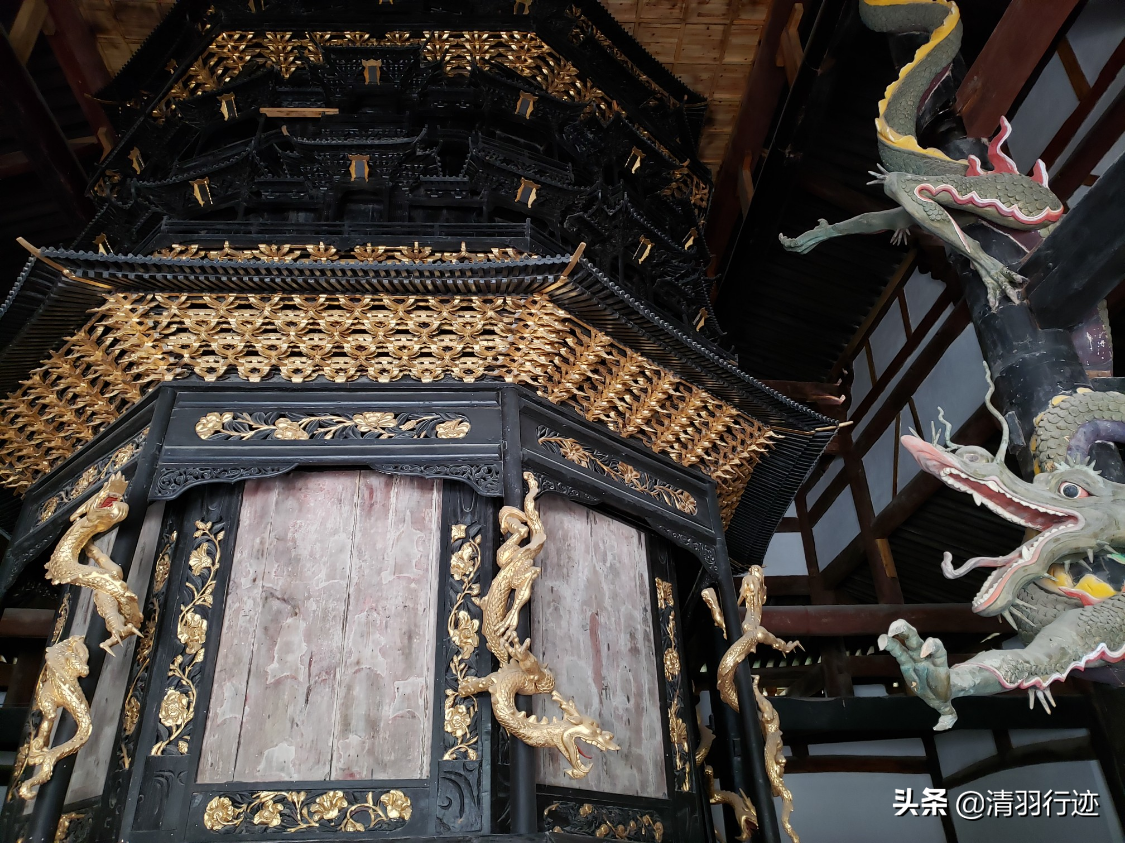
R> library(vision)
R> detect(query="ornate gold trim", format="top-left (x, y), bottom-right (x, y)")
top-left (164, 31), bottom-right (617, 119)
top-left (654, 578), bottom-right (691, 792)
top-left (195, 410), bottom-right (470, 441)
top-left (538, 431), bottom-right (697, 514)
top-left (203, 789), bottom-right (411, 833)
top-left (152, 519), bottom-right (223, 756)
top-left (152, 242), bottom-right (531, 263)
top-left (442, 524), bottom-right (482, 761)
top-left (0, 295), bottom-right (773, 522)
top-left (542, 801), bottom-right (664, 841)
top-left (37, 428), bottom-right (147, 523)
top-left (120, 528), bottom-right (177, 770)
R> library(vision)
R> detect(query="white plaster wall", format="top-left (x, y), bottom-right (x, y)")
top-left (808, 458), bottom-right (843, 508)
top-left (853, 302), bottom-right (954, 444)
top-left (762, 531), bottom-right (807, 577)
top-left (1007, 53), bottom-right (1079, 172)
top-left (851, 350), bottom-right (873, 408)
top-left (808, 737), bottom-right (925, 757)
top-left (911, 324), bottom-right (986, 445)
top-left (775, 772), bottom-right (946, 843)
top-left (949, 760), bottom-right (1121, 841)
top-left (903, 269), bottom-right (944, 331)
top-left (1066, 0), bottom-right (1125, 81)
top-left (812, 488), bottom-right (859, 569)
top-left (869, 301), bottom-right (908, 378)
top-left (863, 421), bottom-right (899, 515)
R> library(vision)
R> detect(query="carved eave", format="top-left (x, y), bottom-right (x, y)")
top-left (90, 0), bottom-right (709, 185)
top-left (0, 247), bottom-right (835, 564)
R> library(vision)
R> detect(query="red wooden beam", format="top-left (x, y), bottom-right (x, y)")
top-left (1041, 37), bottom-right (1125, 170)
top-left (1051, 87), bottom-right (1125, 202)
top-left (0, 608), bottom-right (54, 638)
top-left (956, 0), bottom-right (1083, 138)
top-left (44, 0), bottom-right (116, 152)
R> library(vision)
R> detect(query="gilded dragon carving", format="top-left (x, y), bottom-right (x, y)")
top-left (695, 719), bottom-right (757, 842)
top-left (706, 567), bottom-right (802, 713)
top-left (704, 568), bottom-right (800, 843)
top-left (457, 472), bottom-right (619, 778)
top-left (45, 474), bottom-right (143, 654)
top-left (18, 636), bottom-right (92, 799)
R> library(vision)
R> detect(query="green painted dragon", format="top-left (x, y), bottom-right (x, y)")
top-left (882, 368), bottom-right (1125, 729)
top-left (779, 0), bottom-right (1064, 308)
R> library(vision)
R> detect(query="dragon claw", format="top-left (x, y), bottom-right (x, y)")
top-left (882, 621), bottom-right (957, 729)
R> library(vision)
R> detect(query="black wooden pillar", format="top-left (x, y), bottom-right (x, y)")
top-left (710, 488), bottom-right (782, 843)
top-left (24, 390), bottom-right (175, 843)
top-left (500, 389), bottom-right (536, 834)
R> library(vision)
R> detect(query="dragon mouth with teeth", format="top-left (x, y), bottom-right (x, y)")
top-left (901, 436), bottom-right (1084, 616)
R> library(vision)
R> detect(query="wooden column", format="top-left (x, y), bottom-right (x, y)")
top-left (839, 430), bottom-right (903, 604)
top-left (23, 390), bottom-right (174, 843)
top-left (501, 391), bottom-right (536, 834)
top-left (710, 488), bottom-right (781, 843)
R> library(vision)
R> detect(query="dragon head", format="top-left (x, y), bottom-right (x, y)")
top-left (71, 473), bottom-right (129, 529)
top-left (903, 370), bottom-right (1125, 618)
top-left (553, 691), bottom-right (619, 779)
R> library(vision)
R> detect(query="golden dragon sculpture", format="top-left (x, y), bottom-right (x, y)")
top-left (18, 636), bottom-right (92, 799)
top-left (706, 567), bottom-right (802, 712)
top-left (458, 472), bottom-right (619, 778)
top-left (703, 567), bottom-right (801, 842)
top-left (45, 474), bottom-right (142, 654)
top-left (695, 717), bottom-right (757, 842)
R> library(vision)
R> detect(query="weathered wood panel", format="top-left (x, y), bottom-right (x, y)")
top-left (197, 477), bottom-right (278, 782)
top-left (198, 470), bottom-right (441, 783)
top-left (68, 503), bottom-right (165, 802)
top-left (532, 496), bottom-right (666, 798)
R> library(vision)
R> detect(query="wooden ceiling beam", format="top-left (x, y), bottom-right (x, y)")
top-left (0, 135), bottom-right (99, 179)
top-left (0, 22), bottom-right (93, 228)
top-left (956, 0), bottom-right (1083, 138)
top-left (704, 0), bottom-right (798, 269)
top-left (757, 603), bottom-right (1005, 636)
top-left (8, 0), bottom-right (49, 64)
top-left (712, 0), bottom-right (853, 302)
top-left (1025, 148), bottom-right (1125, 327)
top-left (43, 0), bottom-right (116, 154)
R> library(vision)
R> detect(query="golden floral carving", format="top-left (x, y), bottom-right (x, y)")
top-left (154, 241), bottom-right (534, 264)
top-left (203, 790), bottom-right (411, 833)
top-left (0, 295), bottom-right (774, 522)
top-left (654, 578), bottom-right (691, 792)
top-left (194, 410), bottom-right (471, 441)
top-left (50, 592), bottom-right (71, 645)
top-left (37, 431), bottom-right (146, 523)
top-left (152, 520), bottom-right (223, 756)
top-left (539, 433), bottom-right (697, 515)
top-left (442, 526), bottom-right (482, 760)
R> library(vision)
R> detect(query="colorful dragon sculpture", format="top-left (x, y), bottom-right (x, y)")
top-left (882, 367), bottom-right (1125, 729)
top-left (458, 472), bottom-right (619, 778)
top-left (779, 0), bottom-right (1064, 308)
top-left (45, 473), bottom-right (143, 654)
top-left (18, 636), bottom-right (92, 799)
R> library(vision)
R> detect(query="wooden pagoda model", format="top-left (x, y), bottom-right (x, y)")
top-left (0, 1), bottom-right (835, 842)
